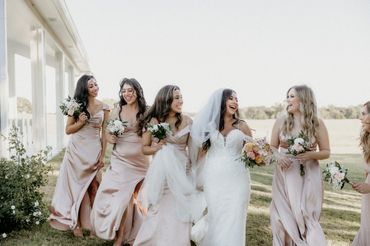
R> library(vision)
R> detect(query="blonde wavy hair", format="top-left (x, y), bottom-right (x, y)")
top-left (360, 101), bottom-right (370, 162)
top-left (282, 85), bottom-right (320, 141)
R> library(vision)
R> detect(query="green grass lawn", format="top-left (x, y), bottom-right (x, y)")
top-left (2, 152), bottom-right (365, 245)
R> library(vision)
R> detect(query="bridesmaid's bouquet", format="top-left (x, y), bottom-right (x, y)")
top-left (241, 138), bottom-right (275, 168)
top-left (59, 96), bottom-right (82, 117)
top-left (106, 119), bottom-right (128, 150)
top-left (147, 123), bottom-right (172, 141)
top-left (323, 161), bottom-right (351, 190)
top-left (287, 130), bottom-right (310, 176)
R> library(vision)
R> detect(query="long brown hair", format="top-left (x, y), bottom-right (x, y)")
top-left (360, 101), bottom-right (370, 162)
top-left (282, 85), bottom-right (320, 140)
top-left (137, 85), bottom-right (182, 136)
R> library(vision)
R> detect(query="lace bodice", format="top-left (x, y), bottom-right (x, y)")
top-left (207, 129), bottom-right (246, 159)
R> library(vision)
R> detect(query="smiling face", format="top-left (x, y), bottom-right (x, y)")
top-left (87, 78), bottom-right (99, 98)
top-left (225, 92), bottom-right (239, 116)
top-left (286, 88), bottom-right (300, 114)
top-left (121, 83), bottom-right (137, 105)
top-left (361, 104), bottom-right (370, 133)
top-left (170, 89), bottom-right (183, 114)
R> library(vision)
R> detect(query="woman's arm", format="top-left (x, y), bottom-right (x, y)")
top-left (106, 107), bottom-right (119, 144)
top-left (239, 120), bottom-right (252, 137)
top-left (65, 112), bottom-right (87, 135)
top-left (271, 116), bottom-right (292, 169)
top-left (142, 131), bottom-right (166, 155)
top-left (99, 110), bottom-right (110, 160)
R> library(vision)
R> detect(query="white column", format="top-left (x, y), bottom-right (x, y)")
top-left (55, 51), bottom-right (65, 151)
top-left (30, 28), bottom-right (46, 152)
top-left (0, 0), bottom-right (9, 158)
top-left (7, 50), bottom-right (16, 120)
top-left (67, 65), bottom-right (75, 96)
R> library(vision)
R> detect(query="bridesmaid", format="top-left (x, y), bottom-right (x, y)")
top-left (352, 101), bottom-right (370, 245)
top-left (49, 74), bottom-right (109, 236)
top-left (269, 85), bottom-right (330, 246)
top-left (133, 85), bottom-right (193, 246)
top-left (91, 78), bottom-right (150, 245)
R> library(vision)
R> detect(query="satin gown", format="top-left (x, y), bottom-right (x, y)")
top-left (352, 161), bottom-right (370, 245)
top-left (270, 133), bottom-right (326, 246)
top-left (49, 104), bottom-right (109, 231)
top-left (91, 123), bottom-right (150, 243)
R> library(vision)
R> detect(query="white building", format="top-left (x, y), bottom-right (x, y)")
top-left (0, 0), bottom-right (90, 157)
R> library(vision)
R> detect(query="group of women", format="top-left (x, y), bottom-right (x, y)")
top-left (48, 74), bottom-right (370, 246)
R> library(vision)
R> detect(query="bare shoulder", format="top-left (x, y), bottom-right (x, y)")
top-left (317, 118), bottom-right (328, 131)
top-left (238, 120), bottom-right (252, 136)
top-left (273, 115), bottom-right (286, 129)
top-left (96, 99), bottom-right (110, 111)
top-left (182, 114), bottom-right (193, 125)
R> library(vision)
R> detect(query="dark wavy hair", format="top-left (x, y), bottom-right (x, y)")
top-left (117, 78), bottom-right (147, 125)
top-left (138, 85), bottom-right (182, 136)
top-left (73, 74), bottom-right (96, 120)
top-left (202, 88), bottom-right (240, 151)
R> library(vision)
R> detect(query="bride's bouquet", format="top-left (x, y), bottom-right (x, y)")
top-left (106, 119), bottom-right (128, 150)
top-left (241, 138), bottom-right (275, 168)
top-left (59, 96), bottom-right (82, 117)
top-left (287, 130), bottom-right (310, 176)
top-left (147, 123), bottom-right (172, 141)
top-left (323, 161), bottom-right (351, 190)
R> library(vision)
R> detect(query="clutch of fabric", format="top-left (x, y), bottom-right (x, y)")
top-left (141, 144), bottom-right (194, 222)
top-left (191, 214), bottom-right (208, 245)
top-left (190, 191), bottom-right (208, 245)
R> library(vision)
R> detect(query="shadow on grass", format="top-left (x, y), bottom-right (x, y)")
top-left (2, 223), bottom-right (112, 246)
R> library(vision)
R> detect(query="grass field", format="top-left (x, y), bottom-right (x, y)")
top-left (2, 152), bottom-right (364, 246)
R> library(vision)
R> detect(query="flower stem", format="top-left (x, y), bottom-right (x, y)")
top-left (300, 164), bottom-right (305, 176)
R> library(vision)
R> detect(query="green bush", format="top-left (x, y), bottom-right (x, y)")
top-left (0, 125), bottom-right (52, 236)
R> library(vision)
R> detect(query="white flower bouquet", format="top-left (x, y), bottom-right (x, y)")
top-left (59, 96), bottom-right (82, 117)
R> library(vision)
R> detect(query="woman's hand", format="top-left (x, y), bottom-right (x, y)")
top-left (78, 112), bottom-right (88, 124)
top-left (296, 151), bottom-right (315, 161)
top-left (277, 155), bottom-right (292, 169)
top-left (106, 134), bottom-right (118, 144)
top-left (153, 139), bottom-right (167, 153)
top-left (93, 154), bottom-right (105, 170)
top-left (352, 182), bottom-right (370, 194)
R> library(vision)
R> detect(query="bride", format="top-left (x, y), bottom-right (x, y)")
top-left (190, 88), bottom-right (252, 246)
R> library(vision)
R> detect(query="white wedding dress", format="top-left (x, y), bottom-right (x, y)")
top-left (193, 129), bottom-right (251, 246)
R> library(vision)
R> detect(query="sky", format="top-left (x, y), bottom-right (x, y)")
top-left (65, 0), bottom-right (370, 113)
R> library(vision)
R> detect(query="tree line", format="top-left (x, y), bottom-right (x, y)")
top-left (239, 104), bottom-right (362, 119)
top-left (16, 97), bottom-right (362, 120)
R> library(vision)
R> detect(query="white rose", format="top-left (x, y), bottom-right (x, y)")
top-left (25, 174), bottom-right (30, 179)
top-left (2, 233), bottom-right (6, 238)
top-left (114, 120), bottom-right (122, 127)
top-left (11, 205), bottom-right (15, 210)
top-left (33, 212), bottom-right (38, 217)
top-left (293, 144), bottom-right (304, 152)
top-left (35, 221), bottom-right (40, 225)
top-left (34, 201), bottom-right (39, 207)
top-left (294, 138), bottom-right (305, 145)
top-left (67, 108), bottom-right (74, 116)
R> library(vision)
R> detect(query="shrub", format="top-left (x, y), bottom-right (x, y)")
top-left (0, 125), bottom-right (52, 236)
